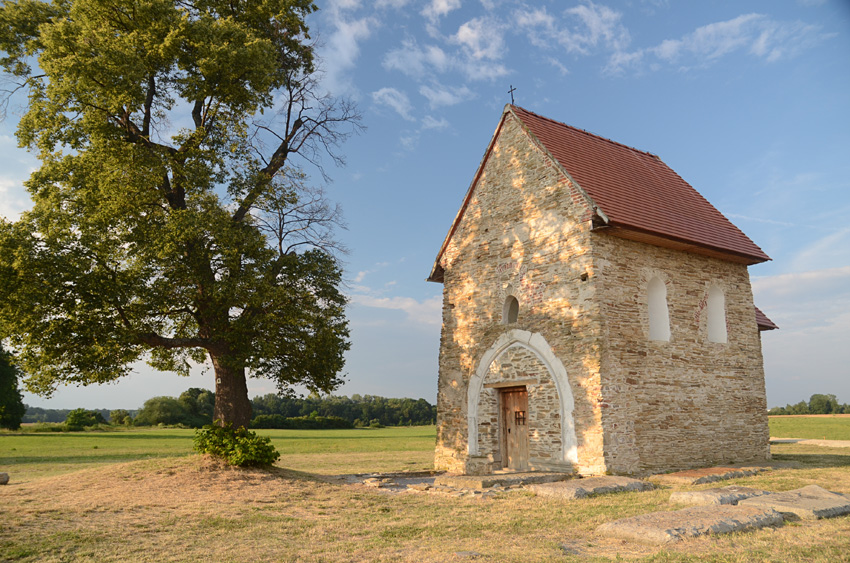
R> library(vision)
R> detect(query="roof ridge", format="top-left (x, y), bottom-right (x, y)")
top-left (511, 104), bottom-right (659, 159)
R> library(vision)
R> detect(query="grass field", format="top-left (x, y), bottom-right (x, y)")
top-left (768, 414), bottom-right (850, 441)
top-left (2, 424), bottom-right (850, 562)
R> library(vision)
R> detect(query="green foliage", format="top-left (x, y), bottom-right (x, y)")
top-left (769, 394), bottom-right (849, 416)
top-left (250, 414), bottom-right (352, 430)
top-left (251, 394), bottom-right (437, 427)
top-left (0, 0), bottom-right (358, 427)
top-left (109, 409), bottom-right (133, 425)
top-left (0, 345), bottom-right (26, 429)
top-left (133, 389), bottom-right (214, 427)
top-left (193, 423), bottom-right (280, 467)
top-left (65, 408), bottom-right (106, 430)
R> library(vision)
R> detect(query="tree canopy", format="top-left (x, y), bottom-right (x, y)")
top-left (0, 0), bottom-right (360, 427)
top-left (0, 344), bottom-right (26, 429)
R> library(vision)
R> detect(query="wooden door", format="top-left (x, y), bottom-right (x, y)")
top-left (500, 387), bottom-right (529, 471)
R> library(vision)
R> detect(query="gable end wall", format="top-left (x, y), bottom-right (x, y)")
top-left (594, 233), bottom-right (771, 474)
top-left (434, 113), bottom-right (607, 475)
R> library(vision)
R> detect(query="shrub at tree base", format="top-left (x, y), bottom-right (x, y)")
top-left (193, 423), bottom-right (280, 467)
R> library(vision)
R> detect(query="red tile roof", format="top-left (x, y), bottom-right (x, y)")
top-left (510, 106), bottom-right (771, 265)
top-left (755, 306), bottom-right (779, 331)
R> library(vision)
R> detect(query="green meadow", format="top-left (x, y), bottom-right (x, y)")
top-left (768, 415), bottom-right (850, 441)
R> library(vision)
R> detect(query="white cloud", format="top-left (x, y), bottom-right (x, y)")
top-left (419, 83), bottom-right (474, 108)
top-left (383, 40), bottom-right (451, 80)
top-left (372, 87), bottom-right (416, 121)
top-left (421, 115), bottom-right (450, 130)
top-left (607, 13), bottom-right (831, 74)
top-left (375, 0), bottom-right (410, 8)
top-left (453, 16), bottom-right (506, 60)
top-left (422, 0), bottom-right (461, 23)
top-left (351, 294), bottom-right (443, 326)
top-left (318, 4), bottom-right (377, 95)
top-left (514, 3), bottom-right (630, 55)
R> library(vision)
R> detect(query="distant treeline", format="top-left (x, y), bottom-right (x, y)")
top-left (23, 391), bottom-right (436, 428)
top-left (251, 393), bottom-right (436, 427)
top-left (769, 394), bottom-right (850, 416)
top-left (23, 406), bottom-right (115, 424)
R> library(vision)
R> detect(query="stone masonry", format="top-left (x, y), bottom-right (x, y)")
top-left (431, 108), bottom-right (771, 476)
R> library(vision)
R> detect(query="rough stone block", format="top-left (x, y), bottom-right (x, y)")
top-left (0, 472), bottom-right (8, 485)
top-left (651, 466), bottom-right (769, 486)
top-left (434, 472), bottom-right (569, 490)
top-left (669, 486), bottom-right (770, 506)
top-left (738, 485), bottom-right (850, 520)
top-left (597, 505), bottom-right (784, 544)
top-left (530, 476), bottom-right (653, 500)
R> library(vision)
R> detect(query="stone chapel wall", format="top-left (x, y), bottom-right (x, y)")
top-left (593, 234), bottom-right (771, 474)
top-left (434, 113), bottom-right (607, 475)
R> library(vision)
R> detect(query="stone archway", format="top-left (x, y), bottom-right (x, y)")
top-left (467, 329), bottom-right (578, 468)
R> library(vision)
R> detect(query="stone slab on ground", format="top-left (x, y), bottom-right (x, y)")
top-left (0, 473), bottom-right (8, 485)
top-left (650, 466), bottom-right (770, 486)
top-left (597, 505), bottom-right (784, 544)
top-left (434, 472), bottom-right (571, 490)
top-left (530, 476), bottom-right (653, 500)
top-left (669, 486), bottom-right (770, 506)
top-left (738, 485), bottom-right (850, 520)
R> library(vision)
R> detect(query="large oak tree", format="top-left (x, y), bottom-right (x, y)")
top-left (0, 0), bottom-right (359, 427)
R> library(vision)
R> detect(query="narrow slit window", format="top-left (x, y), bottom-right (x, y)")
top-left (502, 295), bottom-right (519, 325)
top-left (707, 286), bottom-right (727, 343)
top-left (648, 277), bottom-right (671, 341)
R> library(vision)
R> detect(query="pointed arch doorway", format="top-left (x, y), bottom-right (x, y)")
top-left (467, 330), bottom-right (578, 473)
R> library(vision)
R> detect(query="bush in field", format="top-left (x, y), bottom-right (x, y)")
top-left (193, 423), bottom-right (280, 467)
top-left (65, 408), bottom-right (106, 430)
top-left (134, 397), bottom-right (189, 426)
top-left (109, 409), bottom-right (133, 425)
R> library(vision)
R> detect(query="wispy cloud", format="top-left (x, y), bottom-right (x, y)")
top-left (421, 0), bottom-right (461, 24)
top-left (514, 3), bottom-right (630, 55)
top-left (419, 83), bottom-right (474, 108)
top-left (318, 1), bottom-right (378, 95)
top-left (606, 13), bottom-right (832, 74)
top-left (789, 228), bottom-right (850, 272)
top-left (372, 87), bottom-right (416, 120)
top-left (351, 294), bottom-right (443, 326)
top-left (453, 16), bottom-right (506, 60)
top-left (383, 39), bottom-right (451, 80)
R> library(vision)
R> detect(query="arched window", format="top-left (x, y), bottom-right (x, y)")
top-left (648, 277), bottom-right (670, 341)
top-left (502, 295), bottom-right (519, 325)
top-left (707, 286), bottom-right (727, 343)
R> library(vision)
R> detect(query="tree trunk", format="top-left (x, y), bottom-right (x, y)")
top-left (210, 355), bottom-right (252, 428)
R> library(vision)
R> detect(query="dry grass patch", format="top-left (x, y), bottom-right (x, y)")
top-left (3, 442), bottom-right (850, 562)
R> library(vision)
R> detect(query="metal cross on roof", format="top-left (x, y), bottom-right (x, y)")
top-left (508, 85), bottom-right (516, 105)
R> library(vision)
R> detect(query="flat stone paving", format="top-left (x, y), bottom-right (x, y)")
top-left (738, 485), bottom-right (850, 520)
top-left (597, 505), bottom-right (784, 544)
top-left (434, 472), bottom-right (571, 490)
top-left (530, 476), bottom-right (653, 500)
top-left (669, 485), bottom-right (770, 506)
top-left (650, 465), bottom-right (771, 486)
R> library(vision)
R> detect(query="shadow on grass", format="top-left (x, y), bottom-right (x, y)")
top-left (1, 452), bottom-right (193, 465)
top-left (772, 452), bottom-right (850, 468)
top-left (6, 432), bottom-right (194, 440)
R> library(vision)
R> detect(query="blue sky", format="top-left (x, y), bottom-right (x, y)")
top-left (4, 0), bottom-right (849, 410)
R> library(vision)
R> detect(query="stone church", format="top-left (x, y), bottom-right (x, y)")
top-left (427, 105), bottom-right (777, 476)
